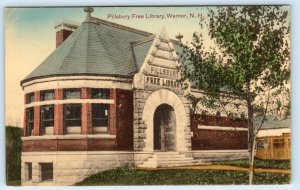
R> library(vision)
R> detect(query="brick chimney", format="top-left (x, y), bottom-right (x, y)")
top-left (54, 20), bottom-right (78, 48)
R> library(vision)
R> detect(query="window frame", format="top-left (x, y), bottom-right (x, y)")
top-left (63, 88), bottom-right (81, 99)
top-left (25, 162), bottom-right (32, 181)
top-left (40, 90), bottom-right (55, 101)
top-left (40, 105), bottom-right (54, 129)
top-left (91, 88), bottom-right (110, 99)
top-left (26, 107), bottom-right (34, 136)
top-left (40, 163), bottom-right (53, 182)
top-left (92, 104), bottom-right (109, 133)
top-left (26, 93), bottom-right (35, 104)
top-left (63, 104), bottom-right (82, 128)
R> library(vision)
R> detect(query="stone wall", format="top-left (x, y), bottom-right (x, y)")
top-left (133, 88), bottom-right (191, 152)
top-left (191, 150), bottom-right (249, 161)
top-left (191, 114), bottom-right (248, 150)
top-left (21, 151), bottom-right (135, 186)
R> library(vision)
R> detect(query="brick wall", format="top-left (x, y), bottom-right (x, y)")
top-left (22, 88), bottom-right (134, 152)
top-left (33, 91), bottom-right (41, 136)
top-left (22, 139), bottom-right (117, 152)
top-left (109, 89), bottom-right (117, 135)
top-left (191, 114), bottom-right (248, 150)
top-left (56, 29), bottom-right (73, 48)
top-left (54, 89), bottom-right (64, 135)
top-left (23, 95), bottom-right (27, 137)
top-left (115, 89), bottom-right (134, 150)
top-left (81, 88), bottom-right (92, 134)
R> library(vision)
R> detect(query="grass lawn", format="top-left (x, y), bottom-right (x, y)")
top-left (75, 168), bottom-right (290, 186)
top-left (212, 159), bottom-right (291, 170)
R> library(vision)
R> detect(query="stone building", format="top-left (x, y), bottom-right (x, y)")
top-left (20, 8), bottom-right (248, 186)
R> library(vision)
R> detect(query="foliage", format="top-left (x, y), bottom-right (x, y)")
top-left (179, 6), bottom-right (290, 102)
top-left (212, 159), bottom-right (291, 170)
top-left (75, 168), bottom-right (290, 185)
top-left (178, 5), bottom-right (290, 184)
top-left (6, 126), bottom-right (22, 186)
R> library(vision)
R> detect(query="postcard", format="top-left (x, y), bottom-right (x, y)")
top-left (5, 6), bottom-right (290, 186)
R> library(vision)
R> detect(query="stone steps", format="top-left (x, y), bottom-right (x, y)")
top-left (137, 152), bottom-right (211, 168)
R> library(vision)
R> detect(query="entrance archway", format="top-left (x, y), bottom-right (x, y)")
top-left (141, 89), bottom-right (190, 152)
top-left (153, 104), bottom-right (176, 151)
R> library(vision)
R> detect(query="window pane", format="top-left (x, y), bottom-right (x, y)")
top-left (64, 104), bottom-right (81, 127)
top-left (26, 108), bottom-right (34, 136)
top-left (40, 163), bottom-right (53, 181)
top-left (92, 89), bottom-right (109, 99)
top-left (257, 140), bottom-right (269, 149)
top-left (41, 90), bottom-right (54, 101)
top-left (41, 105), bottom-right (54, 127)
top-left (64, 89), bottom-right (81, 99)
top-left (92, 104), bottom-right (108, 127)
top-left (26, 93), bottom-right (34, 104)
top-left (273, 139), bottom-right (285, 148)
top-left (26, 163), bottom-right (32, 181)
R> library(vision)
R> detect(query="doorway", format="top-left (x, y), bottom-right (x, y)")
top-left (153, 104), bottom-right (176, 151)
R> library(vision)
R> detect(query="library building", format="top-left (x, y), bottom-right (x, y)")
top-left (20, 8), bottom-right (248, 185)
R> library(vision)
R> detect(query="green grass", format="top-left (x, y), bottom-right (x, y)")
top-left (212, 159), bottom-right (291, 170)
top-left (75, 168), bottom-right (290, 185)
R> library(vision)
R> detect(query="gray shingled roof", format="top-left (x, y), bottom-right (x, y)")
top-left (21, 17), bottom-right (182, 84)
top-left (22, 21), bottom-right (152, 83)
top-left (254, 116), bottom-right (291, 129)
top-left (132, 38), bottom-right (154, 71)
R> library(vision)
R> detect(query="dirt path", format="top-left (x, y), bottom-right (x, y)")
top-left (137, 165), bottom-right (290, 174)
top-left (171, 165), bottom-right (290, 174)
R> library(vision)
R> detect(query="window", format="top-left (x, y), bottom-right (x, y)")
top-left (41, 105), bottom-right (54, 134)
top-left (26, 93), bottom-right (34, 104)
top-left (273, 139), bottom-right (285, 148)
top-left (256, 140), bottom-right (269, 149)
top-left (92, 104), bottom-right (108, 133)
top-left (64, 104), bottom-right (82, 127)
top-left (40, 163), bottom-right (53, 181)
top-left (40, 90), bottom-right (54, 101)
top-left (26, 108), bottom-right (34, 136)
top-left (63, 89), bottom-right (81, 99)
top-left (92, 89), bottom-right (110, 99)
top-left (25, 162), bottom-right (32, 181)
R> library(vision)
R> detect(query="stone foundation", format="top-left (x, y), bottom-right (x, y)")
top-left (190, 150), bottom-right (249, 161)
top-left (21, 151), bottom-right (135, 186)
top-left (21, 150), bottom-right (248, 186)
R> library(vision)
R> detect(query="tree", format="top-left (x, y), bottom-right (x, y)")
top-left (178, 6), bottom-right (290, 184)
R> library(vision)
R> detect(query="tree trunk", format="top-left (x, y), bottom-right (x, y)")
top-left (246, 81), bottom-right (255, 185)
top-left (249, 136), bottom-right (256, 185)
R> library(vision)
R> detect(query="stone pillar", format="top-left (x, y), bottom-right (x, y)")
top-left (54, 89), bottom-right (64, 135)
top-left (33, 91), bottom-right (41, 136)
top-left (21, 162), bottom-right (26, 183)
top-left (109, 89), bottom-right (117, 135)
top-left (81, 88), bottom-right (92, 134)
top-left (32, 162), bottom-right (41, 183)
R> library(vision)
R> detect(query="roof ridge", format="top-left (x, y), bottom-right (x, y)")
top-left (83, 17), bottom-right (153, 37)
top-left (60, 25), bottom-right (87, 70)
top-left (131, 35), bottom-right (155, 46)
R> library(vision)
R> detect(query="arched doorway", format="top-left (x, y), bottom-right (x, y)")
top-left (141, 89), bottom-right (191, 152)
top-left (153, 104), bottom-right (176, 151)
